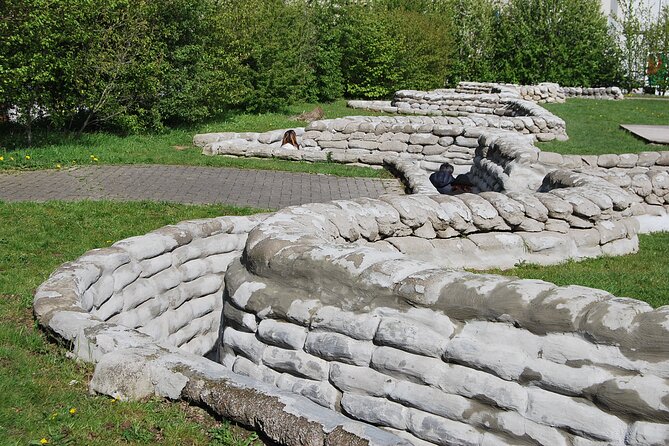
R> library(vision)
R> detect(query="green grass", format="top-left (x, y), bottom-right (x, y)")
top-left (541, 98), bottom-right (669, 155)
top-left (0, 201), bottom-right (266, 446)
top-left (486, 232), bottom-right (669, 308)
top-left (0, 100), bottom-right (391, 178)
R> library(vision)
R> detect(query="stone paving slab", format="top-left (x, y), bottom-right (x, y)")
top-left (620, 124), bottom-right (669, 144)
top-left (0, 165), bottom-right (404, 209)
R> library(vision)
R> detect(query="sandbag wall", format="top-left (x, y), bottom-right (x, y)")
top-left (347, 89), bottom-right (567, 141)
top-left (528, 149), bottom-right (669, 207)
top-left (220, 191), bottom-right (669, 446)
top-left (196, 117), bottom-right (485, 169)
top-left (455, 82), bottom-right (624, 102)
top-left (34, 215), bottom-right (267, 359)
top-left (562, 86), bottom-right (624, 100)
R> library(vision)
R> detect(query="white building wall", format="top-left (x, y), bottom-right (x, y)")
top-left (602, 0), bottom-right (667, 19)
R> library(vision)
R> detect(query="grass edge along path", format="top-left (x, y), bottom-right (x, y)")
top-left (0, 100), bottom-right (392, 179)
top-left (0, 200), bottom-right (266, 446)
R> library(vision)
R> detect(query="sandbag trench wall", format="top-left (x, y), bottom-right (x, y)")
top-left (33, 213), bottom-right (418, 446)
top-left (194, 120), bottom-right (539, 201)
top-left (347, 90), bottom-right (567, 142)
top-left (466, 130), bottom-right (669, 228)
top-left (455, 81), bottom-right (625, 102)
top-left (528, 150), bottom-right (669, 206)
top-left (194, 117), bottom-right (669, 211)
top-left (194, 115), bottom-right (559, 196)
top-left (32, 155), bottom-right (669, 444)
top-left (222, 187), bottom-right (669, 446)
top-left (34, 215), bottom-right (267, 361)
top-left (195, 116), bottom-right (491, 174)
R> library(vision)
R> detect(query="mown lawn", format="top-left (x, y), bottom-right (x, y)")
top-left (541, 98), bottom-right (669, 155)
top-left (486, 232), bottom-right (669, 308)
top-left (0, 100), bottom-right (391, 179)
top-left (0, 201), bottom-right (266, 446)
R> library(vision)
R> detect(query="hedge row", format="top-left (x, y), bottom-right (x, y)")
top-left (0, 0), bottom-right (621, 135)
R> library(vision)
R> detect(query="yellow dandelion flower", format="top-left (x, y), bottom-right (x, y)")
top-left (90, 155), bottom-right (95, 159)
top-left (55, 164), bottom-right (61, 169)
top-left (25, 155), bottom-right (31, 160)
top-left (40, 439), bottom-right (49, 445)
top-left (69, 407), bottom-right (77, 415)
top-left (93, 157), bottom-right (99, 162)
top-left (0, 156), bottom-right (4, 161)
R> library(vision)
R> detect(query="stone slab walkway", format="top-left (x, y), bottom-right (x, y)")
top-left (620, 124), bottom-right (669, 144)
top-left (0, 165), bottom-right (404, 210)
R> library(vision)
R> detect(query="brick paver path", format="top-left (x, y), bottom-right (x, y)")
top-left (0, 165), bottom-right (404, 209)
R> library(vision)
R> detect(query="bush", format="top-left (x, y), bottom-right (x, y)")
top-left (0, 0), bottom-right (634, 142)
top-left (445, 0), bottom-right (498, 86)
top-left (215, 0), bottom-right (316, 112)
top-left (338, 2), bottom-right (453, 99)
top-left (494, 0), bottom-right (621, 86)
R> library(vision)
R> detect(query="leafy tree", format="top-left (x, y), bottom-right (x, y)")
top-left (494, 0), bottom-right (621, 87)
top-left (338, 2), bottom-right (453, 99)
top-left (215, 0), bottom-right (315, 112)
top-left (0, 0), bottom-right (86, 142)
top-left (611, 0), bottom-right (656, 91)
top-left (307, 0), bottom-right (345, 101)
top-left (445, 0), bottom-right (498, 86)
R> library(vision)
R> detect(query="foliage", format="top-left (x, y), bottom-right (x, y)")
top-left (338, 2), bottom-right (452, 99)
top-left (3, 0), bottom-right (658, 141)
top-left (444, 0), bottom-right (498, 86)
top-left (611, 0), bottom-right (657, 92)
top-left (0, 0), bottom-right (233, 135)
top-left (305, 1), bottom-right (345, 102)
top-left (494, 0), bottom-right (621, 86)
top-left (215, 0), bottom-right (316, 112)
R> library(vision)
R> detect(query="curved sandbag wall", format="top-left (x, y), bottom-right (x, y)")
top-left (35, 88), bottom-right (669, 445)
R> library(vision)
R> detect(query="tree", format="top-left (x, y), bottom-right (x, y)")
top-left (0, 0), bottom-right (85, 143)
top-left (445, 0), bottom-right (498, 86)
top-left (494, 0), bottom-right (620, 87)
top-left (647, 5), bottom-right (669, 94)
top-left (611, 0), bottom-right (655, 92)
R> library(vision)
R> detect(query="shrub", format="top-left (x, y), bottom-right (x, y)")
top-left (445, 0), bottom-right (498, 86)
top-left (338, 2), bottom-right (453, 99)
top-left (494, 0), bottom-right (621, 87)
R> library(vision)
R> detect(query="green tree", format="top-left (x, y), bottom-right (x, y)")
top-left (307, 0), bottom-right (345, 101)
top-left (215, 0), bottom-right (315, 112)
top-left (338, 2), bottom-right (452, 99)
top-left (612, 0), bottom-right (656, 91)
top-left (646, 5), bottom-right (669, 94)
top-left (494, 0), bottom-right (620, 86)
top-left (445, 0), bottom-right (498, 86)
top-left (0, 0), bottom-right (86, 142)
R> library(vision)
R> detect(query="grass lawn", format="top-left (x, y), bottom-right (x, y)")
top-left (0, 201), bottom-right (266, 446)
top-left (541, 98), bottom-right (669, 155)
top-left (486, 232), bottom-right (669, 308)
top-left (0, 100), bottom-right (391, 179)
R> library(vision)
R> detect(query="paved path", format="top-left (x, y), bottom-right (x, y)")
top-left (620, 124), bottom-right (669, 145)
top-left (0, 165), bottom-right (404, 209)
